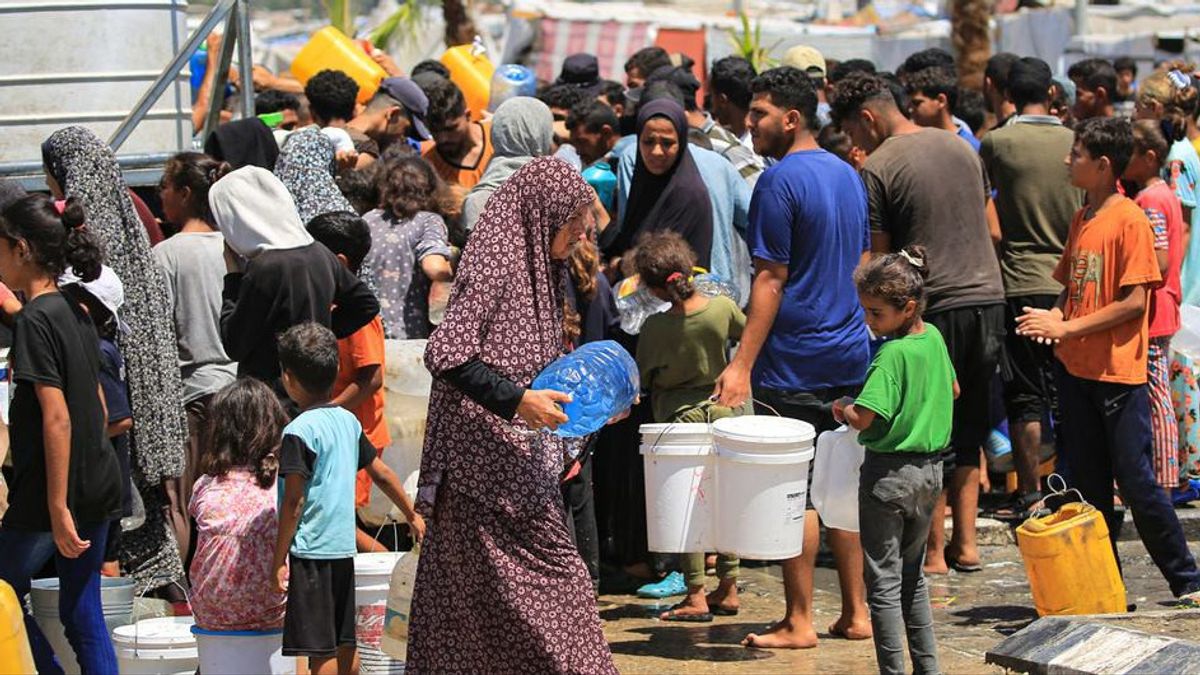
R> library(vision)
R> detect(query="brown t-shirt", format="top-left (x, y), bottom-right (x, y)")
top-left (862, 128), bottom-right (1005, 314)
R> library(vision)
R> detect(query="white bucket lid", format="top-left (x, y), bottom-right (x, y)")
top-left (355, 552), bottom-right (405, 577)
top-left (712, 416), bottom-right (815, 446)
top-left (112, 617), bottom-right (196, 648)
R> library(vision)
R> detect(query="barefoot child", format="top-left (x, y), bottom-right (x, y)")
top-left (190, 378), bottom-right (288, 631)
top-left (272, 322), bottom-right (425, 675)
top-left (834, 245), bottom-right (956, 675)
top-left (634, 232), bottom-right (745, 623)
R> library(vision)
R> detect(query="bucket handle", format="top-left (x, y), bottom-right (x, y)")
top-left (131, 576), bottom-right (191, 657)
top-left (1042, 473), bottom-right (1088, 512)
top-left (648, 396), bottom-right (783, 454)
top-left (374, 517), bottom-right (401, 550)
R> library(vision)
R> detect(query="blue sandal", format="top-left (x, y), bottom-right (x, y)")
top-left (636, 571), bottom-right (687, 599)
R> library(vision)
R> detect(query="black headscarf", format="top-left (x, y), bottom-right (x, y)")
top-left (203, 118), bottom-right (279, 171)
top-left (608, 99), bottom-right (712, 269)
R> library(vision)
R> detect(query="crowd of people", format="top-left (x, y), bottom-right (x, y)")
top-left (2, 36), bottom-right (1200, 674)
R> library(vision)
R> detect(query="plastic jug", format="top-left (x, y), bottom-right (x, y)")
top-left (1016, 496), bottom-right (1126, 616)
top-left (189, 42), bottom-right (208, 97)
top-left (488, 64), bottom-right (536, 112)
top-left (380, 546), bottom-right (419, 661)
top-left (582, 161), bottom-right (617, 214)
top-left (613, 275), bottom-right (670, 335)
top-left (811, 426), bottom-right (865, 532)
top-left (441, 38), bottom-right (495, 122)
top-left (291, 26), bottom-right (386, 104)
top-left (530, 340), bottom-right (639, 438)
top-left (0, 581), bottom-right (34, 675)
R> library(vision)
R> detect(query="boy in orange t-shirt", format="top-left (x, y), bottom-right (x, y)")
top-left (306, 212), bottom-right (395, 553)
top-left (1017, 117), bottom-right (1200, 601)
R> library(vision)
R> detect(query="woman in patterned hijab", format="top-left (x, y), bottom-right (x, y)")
top-left (408, 157), bottom-right (616, 674)
top-left (41, 126), bottom-right (188, 592)
top-left (274, 127), bottom-right (354, 225)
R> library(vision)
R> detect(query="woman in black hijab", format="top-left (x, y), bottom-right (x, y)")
top-left (605, 98), bottom-right (712, 269)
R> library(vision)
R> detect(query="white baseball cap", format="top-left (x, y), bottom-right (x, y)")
top-left (60, 264), bottom-right (129, 335)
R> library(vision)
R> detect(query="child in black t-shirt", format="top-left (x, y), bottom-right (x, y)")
top-left (62, 265), bottom-right (134, 577)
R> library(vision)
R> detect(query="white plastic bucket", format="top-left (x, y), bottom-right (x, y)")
top-left (811, 426), bottom-right (865, 532)
top-left (192, 626), bottom-right (295, 674)
top-left (112, 616), bottom-right (198, 675)
top-left (639, 423), bottom-right (715, 553)
top-left (30, 576), bottom-right (135, 675)
top-left (355, 552), bottom-right (406, 674)
top-left (712, 415), bottom-right (816, 559)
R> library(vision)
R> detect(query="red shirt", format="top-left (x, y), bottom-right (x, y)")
top-left (1135, 182), bottom-right (1184, 338)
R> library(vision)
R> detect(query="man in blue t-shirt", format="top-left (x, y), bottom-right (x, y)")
top-left (714, 66), bottom-right (873, 648)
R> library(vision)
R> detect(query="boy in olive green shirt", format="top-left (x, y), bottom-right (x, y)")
top-left (834, 248), bottom-right (956, 675)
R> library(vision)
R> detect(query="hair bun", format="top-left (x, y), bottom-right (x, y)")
top-left (59, 197), bottom-right (86, 230)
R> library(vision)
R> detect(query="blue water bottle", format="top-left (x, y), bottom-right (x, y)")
top-left (530, 340), bottom-right (639, 438)
top-left (582, 161), bottom-right (617, 214)
top-left (189, 43), bottom-right (208, 101)
top-left (488, 64), bottom-right (537, 112)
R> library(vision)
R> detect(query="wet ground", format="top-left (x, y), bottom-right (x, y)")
top-left (599, 535), bottom-right (1200, 674)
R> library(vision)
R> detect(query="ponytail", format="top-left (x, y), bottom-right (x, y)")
top-left (0, 194), bottom-right (104, 281)
top-left (855, 244), bottom-right (930, 314)
top-left (632, 230), bottom-right (698, 304)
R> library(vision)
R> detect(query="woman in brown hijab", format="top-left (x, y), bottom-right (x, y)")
top-left (408, 156), bottom-right (616, 674)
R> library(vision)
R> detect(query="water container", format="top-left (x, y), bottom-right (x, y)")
top-left (380, 547), bottom-right (419, 662)
top-left (192, 626), bottom-right (295, 674)
top-left (31, 576), bottom-right (135, 675)
top-left (360, 340), bottom-right (431, 527)
top-left (582, 161), bottom-right (617, 214)
top-left (712, 416), bottom-right (815, 559)
top-left (0, 581), bottom-right (34, 675)
top-left (355, 553), bottom-right (406, 674)
top-left (1017, 500), bottom-right (1126, 616)
top-left (488, 64), bottom-right (536, 112)
top-left (112, 617), bottom-right (199, 675)
top-left (613, 275), bottom-right (670, 335)
top-left (530, 340), bottom-right (639, 438)
top-left (693, 272), bottom-right (737, 302)
top-left (441, 38), bottom-right (495, 122)
top-left (189, 42), bottom-right (208, 99)
top-left (811, 427), bottom-right (865, 532)
top-left (291, 26), bottom-right (386, 104)
top-left (640, 423), bottom-right (715, 553)
top-left (985, 426), bottom-right (1014, 473)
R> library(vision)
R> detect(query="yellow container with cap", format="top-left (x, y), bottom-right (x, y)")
top-left (290, 26), bottom-right (386, 104)
top-left (1016, 501), bottom-right (1126, 616)
top-left (440, 40), bottom-right (494, 122)
top-left (0, 581), bottom-right (35, 675)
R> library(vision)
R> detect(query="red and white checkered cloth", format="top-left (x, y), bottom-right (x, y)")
top-left (535, 17), bottom-right (653, 83)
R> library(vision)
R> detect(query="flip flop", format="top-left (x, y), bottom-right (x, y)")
top-left (711, 605), bottom-right (739, 616)
top-left (661, 608), bottom-right (714, 623)
top-left (945, 547), bottom-right (982, 573)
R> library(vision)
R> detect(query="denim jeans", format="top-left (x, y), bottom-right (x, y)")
top-left (0, 521), bottom-right (118, 675)
top-left (1056, 367), bottom-right (1200, 596)
top-left (859, 451), bottom-right (942, 675)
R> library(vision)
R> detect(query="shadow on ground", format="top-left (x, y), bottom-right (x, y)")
top-left (608, 622), bottom-right (778, 663)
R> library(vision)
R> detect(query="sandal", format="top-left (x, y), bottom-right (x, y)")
top-left (945, 547), bottom-right (982, 573)
top-left (660, 603), bottom-right (714, 623)
top-left (636, 571), bottom-right (687, 599)
top-left (988, 491), bottom-right (1045, 522)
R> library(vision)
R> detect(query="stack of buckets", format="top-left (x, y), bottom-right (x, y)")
top-left (355, 552), bottom-right (408, 674)
top-left (641, 415), bottom-right (815, 559)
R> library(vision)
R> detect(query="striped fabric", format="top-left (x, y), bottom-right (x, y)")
top-left (1149, 336), bottom-right (1180, 488)
top-left (536, 17), bottom-right (654, 83)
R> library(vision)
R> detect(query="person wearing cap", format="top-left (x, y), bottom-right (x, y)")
top-left (781, 45), bottom-right (833, 128)
top-left (556, 53), bottom-right (602, 94)
top-left (347, 77), bottom-right (433, 168)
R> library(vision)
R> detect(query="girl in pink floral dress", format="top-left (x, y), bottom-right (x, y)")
top-left (189, 378), bottom-right (289, 630)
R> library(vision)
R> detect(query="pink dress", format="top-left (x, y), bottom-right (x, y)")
top-left (188, 471), bottom-right (286, 631)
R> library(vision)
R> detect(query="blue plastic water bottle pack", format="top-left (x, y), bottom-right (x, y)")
top-left (530, 340), bottom-right (639, 438)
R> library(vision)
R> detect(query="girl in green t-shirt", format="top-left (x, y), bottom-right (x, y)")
top-left (832, 245), bottom-right (956, 675)
top-left (633, 232), bottom-right (745, 623)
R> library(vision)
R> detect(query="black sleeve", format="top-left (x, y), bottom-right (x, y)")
top-left (12, 311), bottom-right (62, 388)
top-left (219, 271), bottom-right (259, 361)
top-left (441, 357), bottom-right (525, 421)
top-left (279, 434), bottom-right (315, 479)
top-left (358, 433), bottom-right (377, 470)
top-left (329, 252), bottom-right (380, 339)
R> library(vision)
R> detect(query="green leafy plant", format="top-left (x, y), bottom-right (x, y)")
top-left (323, 0), bottom-right (354, 36)
top-left (367, 0), bottom-right (424, 48)
top-left (727, 12), bottom-right (779, 72)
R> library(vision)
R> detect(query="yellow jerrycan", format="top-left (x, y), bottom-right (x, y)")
top-left (1016, 476), bottom-right (1126, 616)
top-left (0, 580), bottom-right (35, 674)
top-left (291, 26), bottom-right (386, 104)
top-left (441, 37), bottom-right (495, 122)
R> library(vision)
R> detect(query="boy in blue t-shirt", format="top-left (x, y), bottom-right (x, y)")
top-left (272, 322), bottom-right (424, 673)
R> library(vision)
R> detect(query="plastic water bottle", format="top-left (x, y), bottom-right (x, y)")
top-left (582, 161), bottom-right (617, 214)
top-left (985, 423), bottom-right (1014, 473)
top-left (693, 272), bottom-right (737, 302)
top-left (488, 64), bottom-right (536, 112)
top-left (189, 43), bottom-right (208, 101)
top-left (613, 275), bottom-right (669, 335)
top-left (530, 340), bottom-right (640, 438)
